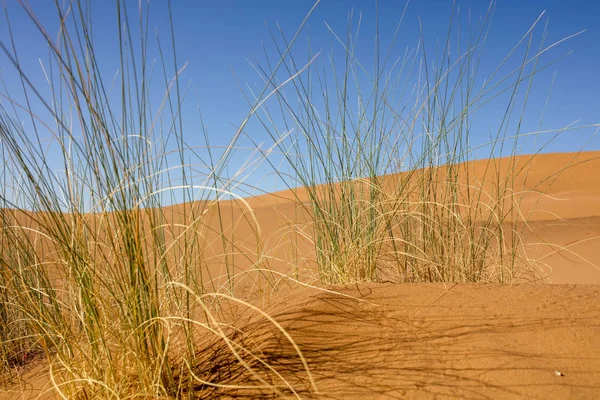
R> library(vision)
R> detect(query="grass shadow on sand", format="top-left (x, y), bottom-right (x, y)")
top-left (239, 284), bottom-right (600, 399)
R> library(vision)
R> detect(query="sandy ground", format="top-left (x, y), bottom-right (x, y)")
top-left (2, 151), bottom-right (600, 398)
top-left (264, 283), bottom-right (600, 399)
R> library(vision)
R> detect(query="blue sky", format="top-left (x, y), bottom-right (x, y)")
top-left (0, 0), bottom-right (598, 206)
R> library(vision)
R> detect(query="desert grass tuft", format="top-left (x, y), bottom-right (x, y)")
top-left (0, 0), bottom-right (318, 397)
top-left (245, 1), bottom-right (591, 285)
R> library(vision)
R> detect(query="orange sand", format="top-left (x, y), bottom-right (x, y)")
top-left (2, 151), bottom-right (600, 399)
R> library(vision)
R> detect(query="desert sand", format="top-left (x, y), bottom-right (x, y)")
top-left (2, 151), bottom-right (600, 399)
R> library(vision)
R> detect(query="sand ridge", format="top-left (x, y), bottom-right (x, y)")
top-left (2, 151), bottom-right (600, 398)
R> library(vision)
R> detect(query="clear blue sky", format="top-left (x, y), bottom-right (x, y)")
top-left (0, 1), bottom-right (598, 204)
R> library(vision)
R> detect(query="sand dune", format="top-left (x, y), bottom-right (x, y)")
top-left (2, 151), bottom-right (600, 398)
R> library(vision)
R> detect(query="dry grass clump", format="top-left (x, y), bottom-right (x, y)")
top-left (247, 1), bottom-right (584, 284)
top-left (0, 0), bottom-right (316, 396)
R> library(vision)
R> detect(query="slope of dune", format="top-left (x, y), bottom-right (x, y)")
top-left (248, 150), bottom-right (600, 220)
top-left (2, 151), bottom-right (600, 398)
